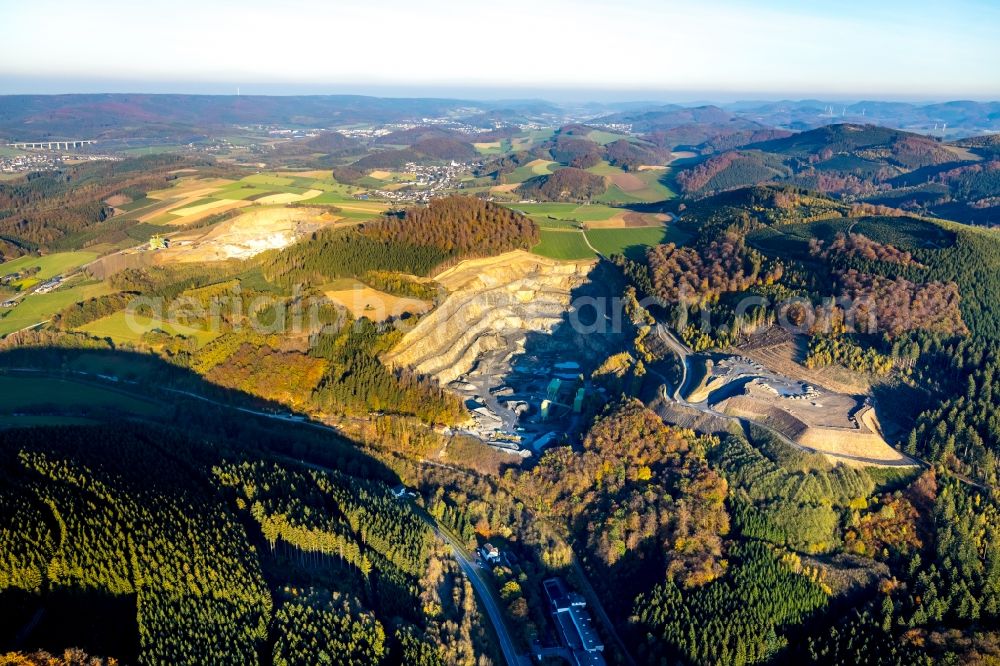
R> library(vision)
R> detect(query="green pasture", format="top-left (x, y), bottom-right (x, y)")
top-left (511, 202), bottom-right (623, 223)
top-left (531, 229), bottom-right (597, 260)
top-left (0, 280), bottom-right (115, 336)
top-left (585, 226), bottom-right (685, 261)
top-left (78, 310), bottom-right (221, 348)
top-left (587, 129), bottom-right (634, 145)
top-left (0, 251), bottom-right (98, 280)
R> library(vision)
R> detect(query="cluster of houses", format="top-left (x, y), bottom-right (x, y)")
top-left (0, 151), bottom-right (120, 175)
top-left (367, 161), bottom-right (475, 204)
top-left (587, 122), bottom-right (633, 134)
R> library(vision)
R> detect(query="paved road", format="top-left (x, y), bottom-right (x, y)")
top-left (423, 518), bottom-right (532, 666)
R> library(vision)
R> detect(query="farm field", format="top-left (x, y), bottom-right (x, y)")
top-left (0, 280), bottom-right (115, 336)
top-left (508, 202), bottom-right (671, 234)
top-left (322, 278), bottom-right (432, 321)
top-left (509, 202), bottom-right (622, 224)
top-left (503, 159), bottom-right (558, 183)
top-left (125, 171), bottom-right (376, 227)
top-left (510, 129), bottom-right (555, 152)
top-left (585, 226), bottom-right (682, 261)
top-left (531, 229), bottom-right (597, 260)
top-left (0, 375), bottom-right (159, 416)
top-left (306, 196), bottom-right (389, 220)
top-left (0, 251), bottom-right (98, 280)
top-left (77, 310), bottom-right (221, 348)
top-left (586, 129), bottom-right (634, 145)
top-left (587, 162), bottom-right (675, 203)
top-left (473, 141), bottom-right (506, 155)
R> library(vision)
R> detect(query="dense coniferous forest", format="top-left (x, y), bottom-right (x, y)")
top-left (0, 416), bottom-right (485, 665)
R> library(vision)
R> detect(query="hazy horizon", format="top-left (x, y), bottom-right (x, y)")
top-left (0, 76), bottom-right (996, 107)
top-left (2, 0), bottom-right (999, 100)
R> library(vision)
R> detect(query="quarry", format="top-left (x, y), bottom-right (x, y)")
top-left (385, 251), bottom-right (627, 453)
top-left (684, 353), bottom-right (913, 467)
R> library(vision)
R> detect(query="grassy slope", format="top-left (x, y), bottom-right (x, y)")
top-left (78, 311), bottom-right (221, 348)
top-left (0, 281), bottom-right (114, 336)
top-left (531, 229), bottom-right (597, 260)
top-left (585, 226), bottom-right (680, 261)
top-left (0, 251), bottom-right (99, 280)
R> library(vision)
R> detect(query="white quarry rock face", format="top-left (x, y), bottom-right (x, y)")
top-left (385, 251), bottom-right (594, 384)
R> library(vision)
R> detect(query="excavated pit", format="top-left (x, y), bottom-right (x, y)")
top-left (385, 251), bottom-right (596, 384)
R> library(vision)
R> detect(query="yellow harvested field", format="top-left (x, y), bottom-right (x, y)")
top-left (324, 282), bottom-right (431, 321)
top-left (172, 198), bottom-right (242, 217)
top-left (367, 170), bottom-right (393, 180)
top-left (582, 214), bottom-right (630, 229)
top-left (146, 178), bottom-right (234, 200)
top-left (335, 202), bottom-right (389, 214)
top-left (253, 189), bottom-right (322, 205)
top-left (164, 199), bottom-right (253, 225)
top-left (490, 183), bottom-right (521, 193)
top-left (637, 164), bottom-right (668, 171)
top-left (290, 169), bottom-right (334, 178)
top-left (136, 193), bottom-right (214, 222)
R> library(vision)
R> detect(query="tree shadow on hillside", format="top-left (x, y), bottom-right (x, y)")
top-left (0, 588), bottom-right (139, 662)
top-left (0, 346), bottom-right (399, 483)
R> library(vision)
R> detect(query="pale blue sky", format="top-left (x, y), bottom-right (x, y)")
top-left (1, 0), bottom-right (998, 98)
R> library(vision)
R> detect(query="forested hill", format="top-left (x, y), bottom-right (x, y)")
top-left (263, 195), bottom-right (539, 283)
top-left (0, 154), bottom-right (207, 257)
top-left (0, 410), bottom-right (484, 665)
top-left (366, 195), bottom-right (537, 256)
top-left (517, 167), bottom-right (608, 202)
top-left (673, 124), bottom-right (1000, 225)
top-left (746, 124), bottom-right (957, 166)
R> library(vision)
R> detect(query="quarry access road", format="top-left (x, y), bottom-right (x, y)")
top-left (652, 323), bottom-right (920, 467)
